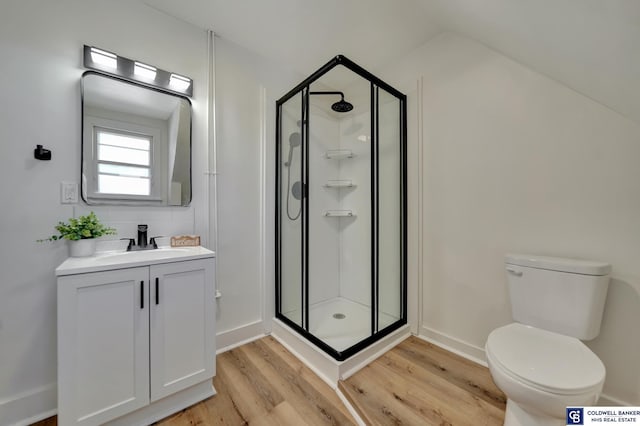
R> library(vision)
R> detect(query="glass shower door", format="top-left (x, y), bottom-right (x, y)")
top-left (306, 71), bottom-right (373, 353)
top-left (376, 88), bottom-right (404, 330)
top-left (277, 92), bottom-right (305, 328)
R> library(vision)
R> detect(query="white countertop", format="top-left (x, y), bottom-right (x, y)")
top-left (56, 246), bottom-right (215, 276)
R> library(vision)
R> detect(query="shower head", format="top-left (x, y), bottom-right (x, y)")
top-left (309, 91), bottom-right (353, 113)
top-left (285, 132), bottom-right (301, 167)
top-left (289, 132), bottom-right (301, 147)
top-left (331, 97), bottom-right (353, 113)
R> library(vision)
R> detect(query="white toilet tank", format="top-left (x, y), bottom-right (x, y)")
top-left (505, 254), bottom-right (611, 340)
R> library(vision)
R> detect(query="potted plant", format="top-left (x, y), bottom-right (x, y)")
top-left (39, 212), bottom-right (116, 257)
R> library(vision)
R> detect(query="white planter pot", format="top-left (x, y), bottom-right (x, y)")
top-left (69, 239), bottom-right (96, 257)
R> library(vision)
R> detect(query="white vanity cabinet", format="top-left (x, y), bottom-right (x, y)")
top-left (56, 248), bottom-right (216, 426)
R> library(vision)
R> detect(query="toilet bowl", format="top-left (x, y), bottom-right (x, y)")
top-left (486, 323), bottom-right (605, 425)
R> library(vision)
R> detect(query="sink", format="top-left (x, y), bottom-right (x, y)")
top-left (95, 248), bottom-right (194, 263)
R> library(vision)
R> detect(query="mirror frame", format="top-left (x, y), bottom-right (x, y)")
top-left (80, 71), bottom-right (192, 206)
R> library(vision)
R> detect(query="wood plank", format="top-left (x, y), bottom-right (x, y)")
top-left (339, 376), bottom-right (426, 425)
top-left (342, 362), bottom-right (458, 425)
top-left (397, 337), bottom-right (506, 409)
top-left (261, 336), bottom-right (354, 420)
top-left (202, 366), bottom-right (250, 425)
top-left (244, 338), bottom-right (355, 426)
top-left (211, 349), bottom-right (284, 423)
top-left (380, 350), bottom-right (503, 424)
top-left (159, 401), bottom-right (212, 426)
top-left (157, 361), bottom-right (249, 426)
top-left (261, 337), bottom-right (333, 392)
top-left (340, 336), bottom-right (506, 426)
top-left (252, 401), bottom-right (311, 426)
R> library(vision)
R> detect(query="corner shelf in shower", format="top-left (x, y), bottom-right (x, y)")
top-left (324, 149), bottom-right (354, 160)
top-left (323, 210), bottom-right (356, 217)
top-left (323, 179), bottom-right (356, 189)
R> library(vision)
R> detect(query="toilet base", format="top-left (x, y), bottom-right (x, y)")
top-left (505, 399), bottom-right (565, 426)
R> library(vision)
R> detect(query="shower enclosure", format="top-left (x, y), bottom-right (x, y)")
top-left (276, 55), bottom-right (406, 361)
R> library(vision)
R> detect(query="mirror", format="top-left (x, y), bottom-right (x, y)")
top-left (81, 72), bottom-right (192, 206)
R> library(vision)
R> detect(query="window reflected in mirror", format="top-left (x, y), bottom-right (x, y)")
top-left (96, 128), bottom-right (152, 196)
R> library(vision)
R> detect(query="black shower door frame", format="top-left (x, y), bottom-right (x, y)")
top-left (275, 55), bottom-right (407, 361)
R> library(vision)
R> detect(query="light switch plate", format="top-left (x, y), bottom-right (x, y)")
top-left (61, 181), bottom-right (78, 204)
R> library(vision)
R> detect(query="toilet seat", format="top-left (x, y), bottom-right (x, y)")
top-left (486, 323), bottom-right (605, 395)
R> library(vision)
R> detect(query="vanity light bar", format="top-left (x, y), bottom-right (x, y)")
top-left (83, 45), bottom-right (193, 97)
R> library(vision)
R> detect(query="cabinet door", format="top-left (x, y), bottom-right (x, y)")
top-left (149, 259), bottom-right (215, 401)
top-left (58, 267), bottom-right (150, 426)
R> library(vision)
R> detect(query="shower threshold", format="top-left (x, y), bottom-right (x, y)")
top-left (271, 316), bottom-right (410, 386)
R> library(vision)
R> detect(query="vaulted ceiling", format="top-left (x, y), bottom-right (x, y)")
top-left (143, 0), bottom-right (640, 124)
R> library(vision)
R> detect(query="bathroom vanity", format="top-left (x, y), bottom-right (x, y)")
top-left (55, 247), bottom-right (216, 426)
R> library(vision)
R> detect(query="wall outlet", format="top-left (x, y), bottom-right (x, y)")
top-left (61, 181), bottom-right (78, 204)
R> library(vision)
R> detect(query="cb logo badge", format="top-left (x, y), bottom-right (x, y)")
top-left (566, 407), bottom-right (584, 425)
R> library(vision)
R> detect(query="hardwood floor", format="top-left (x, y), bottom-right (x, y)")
top-left (157, 336), bottom-right (355, 426)
top-left (32, 336), bottom-right (354, 426)
top-left (339, 336), bottom-right (506, 425)
top-left (32, 335), bottom-right (505, 426)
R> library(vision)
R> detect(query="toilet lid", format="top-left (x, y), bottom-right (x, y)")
top-left (487, 323), bottom-right (605, 394)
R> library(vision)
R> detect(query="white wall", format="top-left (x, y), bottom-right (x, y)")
top-left (338, 110), bottom-right (372, 307)
top-left (0, 1), bottom-right (208, 423)
top-left (214, 37), bottom-right (301, 341)
top-left (308, 108), bottom-right (341, 306)
top-left (382, 32), bottom-right (640, 405)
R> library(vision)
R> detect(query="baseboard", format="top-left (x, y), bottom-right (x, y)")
top-left (597, 393), bottom-right (632, 407)
top-left (419, 325), bottom-right (488, 367)
top-left (0, 383), bottom-right (56, 426)
top-left (216, 320), bottom-right (266, 353)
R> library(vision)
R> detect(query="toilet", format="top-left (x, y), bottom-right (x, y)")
top-left (486, 254), bottom-right (611, 426)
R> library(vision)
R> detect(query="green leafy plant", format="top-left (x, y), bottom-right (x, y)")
top-left (39, 212), bottom-right (116, 241)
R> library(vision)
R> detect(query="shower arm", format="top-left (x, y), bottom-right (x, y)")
top-left (309, 91), bottom-right (345, 100)
top-left (309, 90), bottom-right (353, 113)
